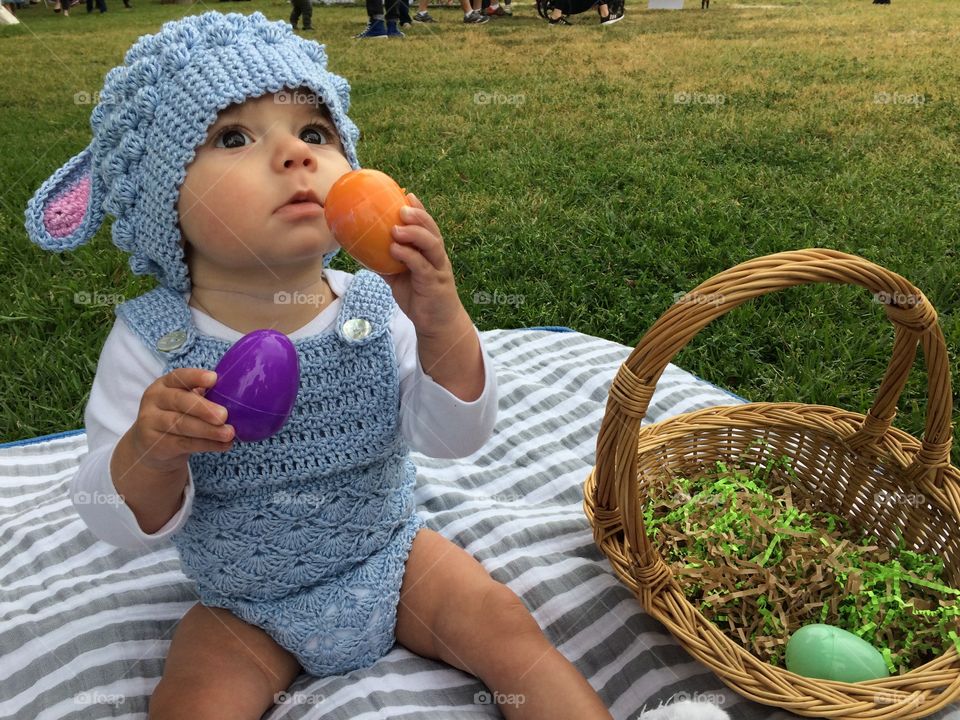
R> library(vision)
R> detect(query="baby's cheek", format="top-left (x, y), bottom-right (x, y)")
top-left (177, 197), bottom-right (211, 247)
top-left (176, 185), bottom-right (207, 235)
top-left (181, 179), bottom-right (234, 225)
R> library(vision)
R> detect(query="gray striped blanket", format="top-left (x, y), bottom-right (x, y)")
top-left (2, 329), bottom-right (957, 720)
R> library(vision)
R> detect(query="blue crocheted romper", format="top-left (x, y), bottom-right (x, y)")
top-left (115, 271), bottom-right (426, 677)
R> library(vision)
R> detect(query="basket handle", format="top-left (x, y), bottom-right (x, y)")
top-left (593, 248), bottom-right (955, 560)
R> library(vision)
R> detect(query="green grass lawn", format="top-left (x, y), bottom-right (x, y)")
top-left (1, 0), bottom-right (958, 465)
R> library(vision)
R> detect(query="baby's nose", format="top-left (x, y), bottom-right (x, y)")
top-left (282, 152), bottom-right (314, 170)
top-left (279, 138), bottom-right (316, 170)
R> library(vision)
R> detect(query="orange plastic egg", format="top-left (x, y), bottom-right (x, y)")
top-left (324, 169), bottom-right (409, 275)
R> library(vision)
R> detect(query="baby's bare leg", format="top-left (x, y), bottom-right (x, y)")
top-left (149, 602), bottom-right (301, 720)
top-left (396, 528), bottom-right (612, 719)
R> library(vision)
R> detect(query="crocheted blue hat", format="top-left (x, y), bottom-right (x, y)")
top-left (25, 11), bottom-right (360, 293)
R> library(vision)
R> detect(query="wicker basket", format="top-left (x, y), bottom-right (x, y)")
top-left (583, 248), bottom-right (960, 719)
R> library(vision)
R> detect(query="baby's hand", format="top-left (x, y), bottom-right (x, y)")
top-left (383, 194), bottom-right (484, 402)
top-left (130, 368), bottom-right (235, 473)
top-left (382, 194), bottom-right (469, 336)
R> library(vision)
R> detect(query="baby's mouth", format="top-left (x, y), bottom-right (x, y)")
top-left (275, 191), bottom-right (326, 221)
top-left (278, 189), bottom-right (324, 211)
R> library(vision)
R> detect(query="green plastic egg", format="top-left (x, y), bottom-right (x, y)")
top-left (785, 624), bottom-right (890, 682)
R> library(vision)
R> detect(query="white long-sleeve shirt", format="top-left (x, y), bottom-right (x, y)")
top-left (71, 269), bottom-right (498, 550)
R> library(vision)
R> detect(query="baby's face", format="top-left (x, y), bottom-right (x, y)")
top-left (177, 90), bottom-right (352, 280)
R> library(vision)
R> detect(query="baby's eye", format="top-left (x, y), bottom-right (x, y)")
top-left (214, 128), bottom-right (252, 149)
top-left (300, 125), bottom-right (331, 145)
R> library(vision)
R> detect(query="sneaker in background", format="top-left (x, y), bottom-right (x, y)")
top-left (463, 9), bottom-right (489, 23)
top-left (413, 10), bottom-right (437, 21)
top-left (548, 14), bottom-right (571, 24)
top-left (600, 9), bottom-right (623, 23)
top-left (354, 18), bottom-right (389, 37)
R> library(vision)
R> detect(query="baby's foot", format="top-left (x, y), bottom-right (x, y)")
top-left (640, 699), bottom-right (730, 720)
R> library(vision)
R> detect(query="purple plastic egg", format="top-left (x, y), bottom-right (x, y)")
top-left (205, 329), bottom-right (300, 443)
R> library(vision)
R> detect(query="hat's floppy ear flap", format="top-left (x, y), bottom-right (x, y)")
top-left (25, 145), bottom-right (105, 252)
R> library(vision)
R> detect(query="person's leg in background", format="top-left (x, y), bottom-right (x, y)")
top-left (413, 0), bottom-right (437, 23)
top-left (598, 0), bottom-right (623, 24)
top-left (290, 0), bottom-right (302, 29)
top-left (461, 0), bottom-right (488, 23)
top-left (396, 0), bottom-right (412, 28)
top-left (385, 0), bottom-right (405, 37)
top-left (355, 0), bottom-right (389, 38)
top-left (300, 0), bottom-right (313, 30)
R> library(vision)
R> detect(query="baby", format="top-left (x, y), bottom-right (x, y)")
top-left (27, 11), bottom-right (728, 719)
top-left (25, 11), bottom-right (614, 720)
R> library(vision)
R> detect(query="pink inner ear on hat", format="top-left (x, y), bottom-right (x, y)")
top-left (43, 176), bottom-right (91, 239)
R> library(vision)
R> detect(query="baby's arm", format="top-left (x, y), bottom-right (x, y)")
top-left (110, 367), bottom-right (231, 533)
top-left (395, 318), bottom-right (497, 458)
top-left (382, 194), bottom-right (485, 402)
top-left (74, 320), bottom-right (231, 545)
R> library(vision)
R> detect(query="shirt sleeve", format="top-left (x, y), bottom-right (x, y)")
top-left (393, 309), bottom-right (499, 458)
top-left (70, 318), bottom-right (195, 549)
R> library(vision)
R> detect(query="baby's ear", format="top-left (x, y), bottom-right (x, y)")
top-left (25, 144), bottom-right (106, 251)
